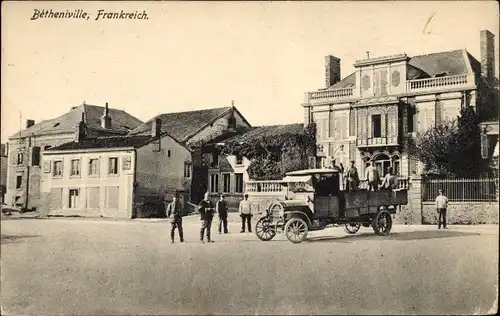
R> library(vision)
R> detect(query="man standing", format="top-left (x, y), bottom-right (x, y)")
top-left (239, 194), bottom-right (252, 233)
top-left (365, 162), bottom-right (379, 191)
top-left (199, 192), bottom-right (215, 243)
top-left (217, 194), bottom-right (229, 234)
top-left (346, 160), bottom-right (359, 192)
top-left (380, 167), bottom-right (398, 190)
top-left (435, 189), bottom-right (449, 229)
top-left (166, 193), bottom-right (184, 243)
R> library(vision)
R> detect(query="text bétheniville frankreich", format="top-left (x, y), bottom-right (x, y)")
top-left (31, 9), bottom-right (149, 21)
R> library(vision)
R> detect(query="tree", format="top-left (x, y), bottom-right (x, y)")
top-left (407, 107), bottom-right (487, 178)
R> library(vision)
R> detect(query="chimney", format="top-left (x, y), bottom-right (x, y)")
top-left (151, 118), bottom-right (162, 138)
top-left (26, 119), bottom-right (35, 128)
top-left (325, 55), bottom-right (341, 88)
top-left (480, 30), bottom-right (495, 85)
top-left (101, 102), bottom-right (112, 129)
top-left (75, 113), bottom-right (87, 143)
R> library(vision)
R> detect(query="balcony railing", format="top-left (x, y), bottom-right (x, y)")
top-left (406, 74), bottom-right (472, 92)
top-left (356, 136), bottom-right (399, 147)
top-left (306, 87), bottom-right (355, 103)
top-left (246, 180), bottom-right (286, 193)
top-left (359, 177), bottom-right (409, 190)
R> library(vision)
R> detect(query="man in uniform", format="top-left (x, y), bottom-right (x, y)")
top-left (166, 193), bottom-right (184, 243)
top-left (346, 160), bottom-right (360, 192)
top-left (199, 192), bottom-right (215, 243)
top-left (217, 194), bottom-right (229, 234)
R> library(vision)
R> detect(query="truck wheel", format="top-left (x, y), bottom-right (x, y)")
top-left (284, 218), bottom-right (308, 244)
top-left (344, 223), bottom-right (361, 234)
top-left (255, 217), bottom-right (276, 241)
top-left (372, 210), bottom-right (393, 236)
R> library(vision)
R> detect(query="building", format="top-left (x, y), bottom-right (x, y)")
top-left (302, 29), bottom-right (498, 177)
top-left (203, 123), bottom-right (311, 209)
top-left (39, 117), bottom-right (191, 218)
top-left (0, 143), bottom-right (8, 204)
top-left (128, 104), bottom-right (252, 203)
top-left (5, 102), bottom-right (143, 210)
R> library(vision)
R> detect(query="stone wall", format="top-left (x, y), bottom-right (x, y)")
top-left (422, 202), bottom-right (499, 225)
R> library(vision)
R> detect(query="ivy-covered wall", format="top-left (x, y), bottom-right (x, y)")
top-left (217, 124), bottom-right (316, 180)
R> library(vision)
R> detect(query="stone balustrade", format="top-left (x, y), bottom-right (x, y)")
top-left (406, 74), bottom-right (471, 92)
top-left (245, 180), bottom-right (286, 194)
top-left (307, 87), bottom-right (354, 102)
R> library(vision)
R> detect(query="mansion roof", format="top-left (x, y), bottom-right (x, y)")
top-left (128, 106), bottom-right (250, 143)
top-left (9, 103), bottom-right (143, 140)
top-left (328, 49), bottom-right (477, 90)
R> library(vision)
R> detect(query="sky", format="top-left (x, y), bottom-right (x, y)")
top-left (1, 1), bottom-right (499, 143)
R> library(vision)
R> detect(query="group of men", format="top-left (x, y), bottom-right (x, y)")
top-left (165, 192), bottom-right (254, 244)
top-left (334, 160), bottom-right (398, 191)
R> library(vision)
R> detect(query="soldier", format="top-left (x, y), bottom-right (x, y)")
top-left (199, 192), bottom-right (215, 243)
top-left (166, 193), bottom-right (184, 243)
top-left (346, 160), bottom-right (360, 192)
top-left (217, 194), bottom-right (229, 234)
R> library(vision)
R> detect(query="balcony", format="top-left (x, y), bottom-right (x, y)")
top-left (356, 136), bottom-right (399, 148)
top-left (406, 74), bottom-right (474, 93)
top-left (246, 180), bottom-right (285, 194)
top-left (305, 87), bottom-right (355, 105)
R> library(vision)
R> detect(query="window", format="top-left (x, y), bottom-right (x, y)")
top-left (108, 157), bottom-right (118, 175)
top-left (235, 173), bottom-right (244, 193)
top-left (167, 150), bottom-right (171, 158)
top-left (372, 114), bottom-right (382, 138)
top-left (184, 162), bottom-right (192, 178)
top-left (69, 189), bottom-right (79, 208)
top-left (223, 174), bottom-right (231, 193)
top-left (31, 147), bottom-right (41, 166)
top-left (236, 154), bottom-right (243, 165)
top-left (16, 175), bottom-right (22, 189)
top-left (53, 160), bottom-right (63, 177)
top-left (70, 159), bottom-right (80, 176)
top-left (210, 174), bottom-right (219, 193)
top-left (89, 158), bottom-right (99, 176)
top-left (211, 153), bottom-right (219, 168)
top-left (17, 152), bottom-right (24, 165)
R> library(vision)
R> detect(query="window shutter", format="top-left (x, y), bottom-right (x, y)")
top-left (380, 70), bottom-right (388, 96)
top-left (349, 108), bottom-right (355, 136)
top-left (335, 117), bottom-right (341, 140)
top-left (368, 115), bottom-right (372, 138)
top-left (340, 115), bottom-right (347, 140)
top-left (329, 111), bottom-right (335, 138)
top-left (381, 114), bottom-right (387, 138)
top-left (481, 133), bottom-right (489, 158)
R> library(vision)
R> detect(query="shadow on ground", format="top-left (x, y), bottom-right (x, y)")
top-left (1, 234), bottom-right (40, 244)
top-left (306, 230), bottom-right (481, 244)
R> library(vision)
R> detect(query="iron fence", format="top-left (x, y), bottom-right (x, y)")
top-left (422, 178), bottom-right (498, 202)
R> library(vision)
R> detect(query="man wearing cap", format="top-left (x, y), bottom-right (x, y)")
top-left (435, 189), bottom-right (449, 229)
top-left (346, 160), bottom-right (359, 192)
top-left (199, 192), bottom-right (215, 243)
top-left (166, 193), bottom-right (184, 243)
top-left (239, 194), bottom-right (253, 233)
top-left (217, 194), bottom-right (229, 234)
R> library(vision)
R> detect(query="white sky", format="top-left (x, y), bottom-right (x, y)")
top-left (2, 1), bottom-right (499, 143)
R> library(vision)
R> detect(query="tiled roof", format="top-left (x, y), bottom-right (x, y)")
top-left (215, 123), bottom-right (306, 144)
top-left (47, 135), bottom-right (152, 151)
top-left (128, 107), bottom-right (233, 142)
top-left (326, 49), bottom-right (477, 90)
top-left (408, 49), bottom-right (470, 77)
top-left (329, 72), bottom-right (356, 89)
top-left (9, 104), bottom-right (143, 139)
